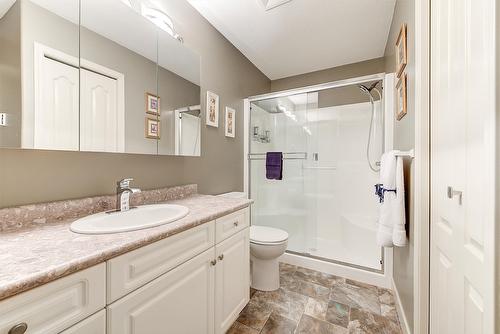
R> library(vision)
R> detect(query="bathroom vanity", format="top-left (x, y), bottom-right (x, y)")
top-left (0, 187), bottom-right (251, 334)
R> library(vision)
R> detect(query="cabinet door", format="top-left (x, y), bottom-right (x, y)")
top-left (215, 229), bottom-right (250, 334)
top-left (107, 247), bottom-right (215, 334)
top-left (60, 310), bottom-right (106, 334)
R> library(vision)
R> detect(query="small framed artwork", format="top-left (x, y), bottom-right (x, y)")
top-left (395, 23), bottom-right (407, 78)
top-left (146, 92), bottom-right (160, 115)
top-left (225, 107), bottom-right (235, 138)
top-left (145, 117), bottom-right (160, 139)
top-left (396, 73), bottom-right (407, 121)
top-left (206, 91), bottom-right (219, 127)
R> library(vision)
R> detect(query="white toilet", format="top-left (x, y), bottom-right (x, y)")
top-left (216, 192), bottom-right (289, 291)
top-left (250, 225), bottom-right (289, 291)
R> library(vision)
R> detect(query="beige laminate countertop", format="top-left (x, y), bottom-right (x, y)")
top-left (0, 194), bottom-right (252, 301)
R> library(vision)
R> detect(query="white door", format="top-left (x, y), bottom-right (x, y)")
top-left (80, 68), bottom-right (124, 152)
top-left (107, 247), bottom-right (215, 334)
top-left (430, 0), bottom-right (496, 333)
top-left (35, 56), bottom-right (79, 150)
top-left (215, 229), bottom-right (250, 334)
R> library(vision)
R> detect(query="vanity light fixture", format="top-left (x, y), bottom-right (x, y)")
top-left (141, 4), bottom-right (183, 42)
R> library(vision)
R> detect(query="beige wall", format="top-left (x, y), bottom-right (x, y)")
top-left (0, 2), bottom-right (21, 148)
top-left (0, 0), bottom-right (270, 208)
top-left (384, 0), bottom-right (415, 331)
top-left (317, 82), bottom-right (382, 109)
top-left (270, 57), bottom-right (385, 92)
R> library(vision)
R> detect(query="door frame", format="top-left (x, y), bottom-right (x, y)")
top-left (413, 0), bottom-right (430, 333)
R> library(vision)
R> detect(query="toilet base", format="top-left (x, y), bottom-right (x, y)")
top-left (250, 256), bottom-right (280, 291)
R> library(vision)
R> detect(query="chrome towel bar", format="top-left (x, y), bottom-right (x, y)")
top-left (394, 149), bottom-right (415, 159)
top-left (248, 152), bottom-right (307, 160)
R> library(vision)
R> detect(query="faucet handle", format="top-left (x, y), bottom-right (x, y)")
top-left (118, 178), bottom-right (134, 188)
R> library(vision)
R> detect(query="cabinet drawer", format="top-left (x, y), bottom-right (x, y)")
top-left (107, 221), bottom-right (215, 303)
top-left (0, 264), bottom-right (105, 334)
top-left (60, 310), bottom-right (106, 334)
top-left (215, 208), bottom-right (249, 243)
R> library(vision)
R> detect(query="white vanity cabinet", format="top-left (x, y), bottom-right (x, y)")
top-left (0, 207), bottom-right (250, 334)
top-left (107, 208), bottom-right (250, 334)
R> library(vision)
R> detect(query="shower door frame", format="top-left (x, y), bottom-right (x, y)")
top-left (244, 72), bottom-right (395, 287)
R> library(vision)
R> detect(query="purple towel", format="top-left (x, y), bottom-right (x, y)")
top-left (266, 152), bottom-right (283, 180)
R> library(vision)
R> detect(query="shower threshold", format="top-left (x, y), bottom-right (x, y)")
top-left (285, 250), bottom-right (384, 275)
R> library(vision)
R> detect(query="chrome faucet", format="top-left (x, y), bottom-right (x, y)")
top-left (116, 178), bottom-right (141, 212)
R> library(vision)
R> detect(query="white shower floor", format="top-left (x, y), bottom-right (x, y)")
top-left (305, 237), bottom-right (382, 270)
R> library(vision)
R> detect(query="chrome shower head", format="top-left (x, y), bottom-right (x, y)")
top-left (359, 85), bottom-right (371, 94)
top-left (358, 81), bottom-right (380, 94)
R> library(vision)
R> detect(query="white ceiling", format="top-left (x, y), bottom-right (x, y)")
top-left (186, 0), bottom-right (396, 80)
top-left (0, 0), bottom-right (15, 18)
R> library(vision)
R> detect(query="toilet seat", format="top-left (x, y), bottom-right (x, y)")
top-left (250, 225), bottom-right (288, 245)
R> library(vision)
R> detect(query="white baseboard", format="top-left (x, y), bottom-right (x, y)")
top-left (392, 277), bottom-right (411, 334)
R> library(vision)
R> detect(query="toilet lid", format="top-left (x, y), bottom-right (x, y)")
top-left (250, 225), bottom-right (288, 244)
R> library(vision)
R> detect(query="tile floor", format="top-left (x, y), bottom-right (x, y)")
top-left (228, 263), bottom-right (402, 334)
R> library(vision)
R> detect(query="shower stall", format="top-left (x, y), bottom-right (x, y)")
top-left (245, 73), bottom-right (393, 284)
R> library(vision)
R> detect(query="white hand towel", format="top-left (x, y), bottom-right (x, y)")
top-left (392, 156), bottom-right (408, 246)
top-left (376, 151), bottom-right (397, 247)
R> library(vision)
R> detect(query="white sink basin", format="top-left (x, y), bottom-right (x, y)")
top-left (70, 204), bottom-right (190, 234)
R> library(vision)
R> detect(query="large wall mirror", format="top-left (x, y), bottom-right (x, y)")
top-left (0, 0), bottom-right (201, 156)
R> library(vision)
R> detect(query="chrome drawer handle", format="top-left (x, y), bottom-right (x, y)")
top-left (210, 259), bottom-right (217, 266)
top-left (233, 221), bottom-right (239, 227)
top-left (9, 323), bottom-right (28, 334)
top-left (218, 254), bottom-right (224, 261)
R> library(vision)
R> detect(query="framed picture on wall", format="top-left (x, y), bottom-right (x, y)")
top-left (225, 107), bottom-right (235, 138)
top-left (145, 117), bottom-right (160, 139)
top-left (396, 73), bottom-right (407, 121)
top-left (206, 91), bottom-right (219, 127)
top-left (395, 23), bottom-right (407, 78)
top-left (146, 93), bottom-right (160, 115)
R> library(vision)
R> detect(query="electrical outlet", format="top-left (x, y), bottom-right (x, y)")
top-left (0, 113), bottom-right (6, 126)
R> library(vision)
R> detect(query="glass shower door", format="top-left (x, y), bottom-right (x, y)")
top-left (249, 93), bottom-right (313, 254)
top-left (249, 81), bottom-right (384, 271)
top-left (303, 87), bottom-right (383, 270)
